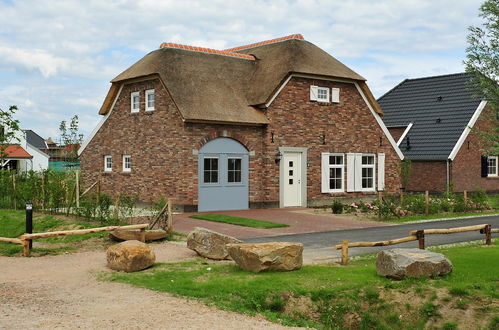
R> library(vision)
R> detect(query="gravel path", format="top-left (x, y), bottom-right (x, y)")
top-left (0, 243), bottom-right (297, 329)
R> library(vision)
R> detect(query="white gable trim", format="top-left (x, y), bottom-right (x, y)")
top-left (448, 100), bottom-right (487, 161)
top-left (265, 75), bottom-right (292, 108)
top-left (353, 83), bottom-right (404, 160)
top-left (78, 85), bottom-right (124, 156)
top-left (26, 143), bottom-right (49, 159)
top-left (397, 122), bottom-right (413, 146)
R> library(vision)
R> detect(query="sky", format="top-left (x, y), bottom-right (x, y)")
top-left (0, 0), bottom-right (485, 142)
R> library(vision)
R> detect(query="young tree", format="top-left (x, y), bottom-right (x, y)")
top-left (465, 0), bottom-right (499, 155)
top-left (59, 115), bottom-right (84, 163)
top-left (0, 105), bottom-right (21, 166)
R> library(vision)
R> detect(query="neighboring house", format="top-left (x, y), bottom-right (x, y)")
top-left (79, 34), bottom-right (403, 212)
top-left (1, 129), bottom-right (49, 172)
top-left (378, 73), bottom-right (498, 193)
top-left (45, 137), bottom-right (80, 170)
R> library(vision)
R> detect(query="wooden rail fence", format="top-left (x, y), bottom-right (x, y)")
top-left (334, 224), bottom-right (494, 265)
top-left (0, 223), bottom-right (149, 257)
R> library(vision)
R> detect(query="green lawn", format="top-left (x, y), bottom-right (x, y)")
top-left (104, 240), bottom-right (499, 329)
top-left (382, 210), bottom-right (499, 223)
top-left (189, 213), bottom-right (289, 229)
top-left (0, 209), bottom-right (106, 256)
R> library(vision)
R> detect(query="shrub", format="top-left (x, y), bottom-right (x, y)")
top-left (331, 200), bottom-right (343, 214)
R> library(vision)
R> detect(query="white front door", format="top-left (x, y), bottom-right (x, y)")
top-left (283, 152), bottom-right (302, 207)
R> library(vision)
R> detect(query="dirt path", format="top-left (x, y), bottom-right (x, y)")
top-left (0, 243), bottom-right (297, 329)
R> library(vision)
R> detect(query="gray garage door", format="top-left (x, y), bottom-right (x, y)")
top-left (198, 138), bottom-right (249, 212)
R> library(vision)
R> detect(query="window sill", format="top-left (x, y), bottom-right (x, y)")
top-left (486, 176), bottom-right (499, 179)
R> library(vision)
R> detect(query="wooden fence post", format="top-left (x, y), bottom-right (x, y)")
top-left (139, 227), bottom-right (146, 242)
top-left (463, 190), bottom-right (468, 209)
top-left (12, 173), bottom-right (16, 210)
top-left (41, 174), bottom-right (45, 210)
top-left (96, 181), bottom-right (101, 205)
top-left (484, 224), bottom-right (492, 246)
top-left (425, 191), bottom-right (429, 216)
top-left (22, 239), bottom-right (30, 257)
top-left (341, 240), bottom-right (349, 265)
top-left (416, 230), bottom-right (425, 249)
top-left (166, 198), bottom-right (173, 233)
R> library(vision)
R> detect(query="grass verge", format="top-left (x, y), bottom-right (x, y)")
top-left (104, 240), bottom-right (499, 329)
top-left (380, 211), bottom-right (499, 223)
top-left (189, 213), bottom-right (289, 229)
top-left (0, 209), bottom-right (106, 256)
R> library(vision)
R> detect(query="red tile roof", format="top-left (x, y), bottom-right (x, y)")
top-left (158, 42), bottom-right (255, 60)
top-left (225, 34), bottom-right (304, 52)
top-left (2, 145), bottom-right (32, 158)
top-left (158, 34), bottom-right (305, 60)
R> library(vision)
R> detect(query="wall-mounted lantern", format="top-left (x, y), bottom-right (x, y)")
top-left (275, 151), bottom-right (282, 164)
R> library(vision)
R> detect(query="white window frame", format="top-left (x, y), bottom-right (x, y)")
top-left (488, 156), bottom-right (498, 177)
top-left (360, 154), bottom-right (376, 192)
top-left (104, 155), bottom-right (112, 172)
top-left (131, 91), bottom-right (140, 113)
top-left (322, 153), bottom-right (344, 193)
top-left (123, 155), bottom-right (131, 172)
top-left (317, 87), bottom-right (330, 102)
top-left (145, 89), bottom-right (155, 111)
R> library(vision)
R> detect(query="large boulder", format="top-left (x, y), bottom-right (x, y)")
top-left (106, 240), bottom-right (156, 272)
top-left (227, 242), bottom-right (303, 272)
top-left (376, 248), bottom-right (453, 280)
top-left (187, 227), bottom-right (242, 260)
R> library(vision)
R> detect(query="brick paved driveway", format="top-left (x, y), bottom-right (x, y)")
top-left (173, 208), bottom-right (391, 239)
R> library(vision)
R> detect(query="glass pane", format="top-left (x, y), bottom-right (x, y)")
top-left (289, 170), bottom-right (293, 176)
top-left (362, 155), bottom-right (374, 165)
top-left (212, 171), bottom-right (218, 183)
top-left (234, 171), bottom-right (241, 183)
top-left (329, 155), bottom-right (343, 165)
top-left (203, 171), bottom-right (211, 183)
top-left (289, 179), bottom-right (293, 185)
top-left (204, 158), bottom-right (211, 171)
top-left (289, 161), bottom-right (293, 167)
top-left (228, 171), bottom-right (234, 183)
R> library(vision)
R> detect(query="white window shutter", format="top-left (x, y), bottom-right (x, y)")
top-left (346, 153), bottom-right (355, 192)
top-left (378, 153), bottom-right (385, 191)
top-left (310, 85), bottom-right (318, 101)
top-left (332, 88), bottom-right (340, 103)
top-left (321, 153), bottom-right (329, 193)
top-left (354, 153), bottom-right (363, 191)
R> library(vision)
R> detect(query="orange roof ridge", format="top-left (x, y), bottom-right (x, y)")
top-left (224, 34), bottom-right (305, 52)
top-left (158, 42), bottom-right (255, 60)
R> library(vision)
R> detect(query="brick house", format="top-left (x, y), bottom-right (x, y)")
top-left (79, 34), bottom-right (403, 211)
top-left (379, 73), bottom-right (498, 193)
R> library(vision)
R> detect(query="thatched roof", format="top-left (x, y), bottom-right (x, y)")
top-left (99, 35), bottom-right (382, 123)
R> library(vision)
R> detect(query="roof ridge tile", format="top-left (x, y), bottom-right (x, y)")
top-left (158, 42), bottom-right (255, 60)
top-left (224, 34), bottom-right (304, 52)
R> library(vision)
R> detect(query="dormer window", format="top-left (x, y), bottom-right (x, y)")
top-left (145, 89), bottom-right (155, 111)
top-left (317, 87), bottom-right (329, 102)
top-left (131, 91), bottom-right (140, 113)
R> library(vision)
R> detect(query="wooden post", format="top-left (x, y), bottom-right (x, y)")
top-left (114, 197), bottom-right (120, 219)
top-left (139, 227), bottom-right (146, 242)
top-left (416, 230), bottom-right (425, 249)
top-left (400, 189), bottom-right (404, 204)
top-left (22, 239), bottom-right (30, 257)
top-left (484, 224), bottom-right (492, 246)
top-left (341, 240), bottom-right (349, 265)
top-left (166, 198), bottom-right (173, 233)
top-left (425, 191), bottom-right (429, 216)
top-left (66, 184), bottom-right (76, 216)
top-left (75, 170), bottom-right (80, 208)
top-left (96, 181), bottom-right (101, 205)
top-left (463, 190), bottom-right (468, 209)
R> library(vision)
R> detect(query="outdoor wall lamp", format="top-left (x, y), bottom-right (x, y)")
top-left (275, 151), bottom-right (282, 164)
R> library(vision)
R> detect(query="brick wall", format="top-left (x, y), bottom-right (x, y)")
top-left (81, 76), bottom-right (402, 209)
top-left (405, 161), bottom-right (447, 192)
top-left (452, 105), bottom-right (499, 192)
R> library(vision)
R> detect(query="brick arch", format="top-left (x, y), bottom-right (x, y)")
top-left (195, 131), bottom-right (253, 151)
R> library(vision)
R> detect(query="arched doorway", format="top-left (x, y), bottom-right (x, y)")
top-left (198, 137), bottom-right (249, 211)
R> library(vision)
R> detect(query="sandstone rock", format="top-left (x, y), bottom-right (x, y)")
top-left (376, 248), bottom-right (453, 280)
top-left (227, 242), bottom-right (303, 272)
top-left (187, 227), bottom-right (242, 260)
top-left (107, 240), bottom-right (156, 272)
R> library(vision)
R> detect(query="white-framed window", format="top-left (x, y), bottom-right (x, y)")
top-left (321, 153), bottom-right (344, 193)
top-left (131, 91), bottom-right (140, 113)
top-left (228, 157), bottom-right (242, 183)
top-left (317, 87), bottom-right (329, 102)
top-left (332, 87), bottom-right (340, 103)
top-left (203, 157), bottom-right (219, 183)
top-left (145, 89), bottom-right (155, 111)
top-left (104, 155), bottom-right (112, 172)
top-left (361, 154), bottom-right (375, 190)
top-left (488, 156), bottom-right (498, 177)
top-left (123, 155), bottom-right (131, 172)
